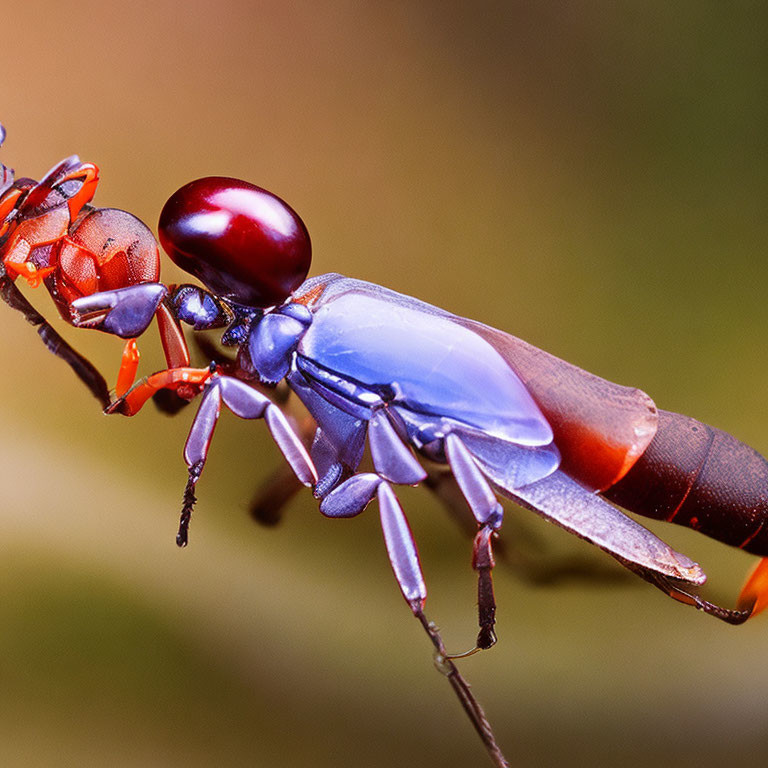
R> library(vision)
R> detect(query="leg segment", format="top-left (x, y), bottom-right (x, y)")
top-left (178, 375), bottom-right (317, 545)
top-left (378, 480), bottom-right (427, 612)
top-left (0, 271), bottom-right (110, 407)
top-left (301, 410), bottom-right (427, 611)
top-left (116, 339), bottom-right (140, 397)
top-left (319, 473), bottom-right (383, 518)
top-left (472, 527), bottom-right (497, 649)
top-left (368, 409), bottom-right (427, 485)
top-left (445, 433), bottom-right (503, 649)
top-left (109, 366), bottom-right (215, 416)
top-left (331, 470), bottom-right (511, 767)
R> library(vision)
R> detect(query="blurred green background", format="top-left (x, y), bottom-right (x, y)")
top-left (1, 2), bottom-right (767, 766)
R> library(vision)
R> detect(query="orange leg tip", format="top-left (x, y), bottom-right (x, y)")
top-left (5, 261), bottom-right (55, 288)
top-left (124, 339), bottom-right (140, 362)
top-left (737, 557), bottom-right (768, 618)
top-left (31, 266), bottom-right (56, 285)
top-left (116, 366), bottom-right (213, 416)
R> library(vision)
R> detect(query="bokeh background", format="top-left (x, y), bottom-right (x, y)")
top-left (1, 2), bottom-right (767, 766)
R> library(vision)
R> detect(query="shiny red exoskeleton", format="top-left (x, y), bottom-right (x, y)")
top-left (0, 125), bottom-right (204, 403)
top-left (0, 149), bottom-right (152, 298)
top-left (158, 176), bottom-right (312, 308)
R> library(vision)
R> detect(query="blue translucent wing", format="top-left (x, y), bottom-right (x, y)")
top-left (297, 275), bottom-right (553, 447)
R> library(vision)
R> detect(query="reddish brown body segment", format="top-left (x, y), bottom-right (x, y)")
top-left (459, 319), bottom-right (658, 492)
top-left (605, 410), bottom-right (768, 556)
top-left (47, 206), bottom-right (160, 322)
top-left (459, 319), bottom-right (768, 561)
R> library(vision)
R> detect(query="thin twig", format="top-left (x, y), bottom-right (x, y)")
top-left (415, 609), bottom-right (509, 768)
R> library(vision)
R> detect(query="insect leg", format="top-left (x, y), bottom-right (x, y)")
top-left (248, 404), bottom-right (314, 526)
top-left (115, 339), bottom-right (140, 397)
top-left (445, 433), bottom-right (504, 650)
top-left (318, 464), bottom-right (506, 765)
top-left (0, 270), bottom-right (110, 407)
top-left (178, 375), bottom-right (317, 545)
top-left (423, 467), bottom-right (637, 588)
top-left (72, 285), bottom-right (177, 406)
top-left (304, 411), bottom-right (427, 605)
top-left (152, 301), bottom-right (205, 412)
top-left (179, 380), bottom-right (221, 545)
top-left (368, 409), bottom-right (427, 485)
top-left (109, 366), bottom-right (214, 416)
top-left (319, 473), bottom-right (383, 518)
top-left (124, 304), bottom-right (211, 416)
top-left (378, 481), bottom-right (427, 612)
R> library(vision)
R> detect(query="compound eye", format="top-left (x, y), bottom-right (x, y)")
top-left (158, 177), bottom-right (312, 308)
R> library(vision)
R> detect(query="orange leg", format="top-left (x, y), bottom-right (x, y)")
top-left (61, 162), bottom-right (99, 221)
top-left (111, 366), bottom-right (214, 416)
top-left (0, 187), bottom-right (25, 233)
top-left (116, 339), bottom-right (140, 397)
top-left (738, 557), bottom-right (768, 618)
top-left (156, 302), bottom-right (191, 368)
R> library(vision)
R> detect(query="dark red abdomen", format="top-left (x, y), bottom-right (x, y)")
top-left (604, 410), bottom-right (768, 556)
top-left (158, 177), bottom-right (311, 309)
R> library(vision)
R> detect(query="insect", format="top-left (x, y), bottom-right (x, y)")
top-left (93, 177), bottom-right (768, 635)
top-left (0, 124), bottom-right (203, 409)
top-left (3, 124), bottom-right (768, 766)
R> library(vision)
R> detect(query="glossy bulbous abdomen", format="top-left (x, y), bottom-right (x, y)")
top-left (159, 177), bottom-right (311, 308)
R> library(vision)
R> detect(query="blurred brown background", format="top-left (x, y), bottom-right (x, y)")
top-left (1, 2), bottom-right (767, 766)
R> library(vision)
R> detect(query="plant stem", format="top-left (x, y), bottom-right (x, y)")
top-left (415, 609), bottom-right (509, 768)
